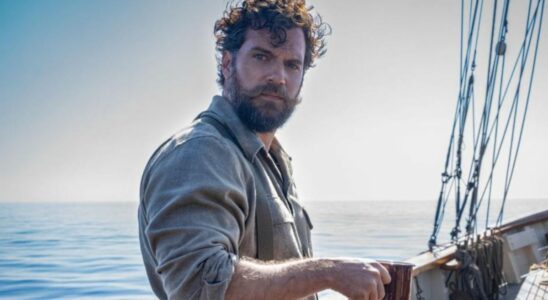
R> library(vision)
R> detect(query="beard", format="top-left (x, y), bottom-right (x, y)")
top-left (224, 70), bottom-right (301, 133)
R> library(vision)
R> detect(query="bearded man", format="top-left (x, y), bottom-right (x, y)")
top-left (138, 1), bottom-right (391, 299)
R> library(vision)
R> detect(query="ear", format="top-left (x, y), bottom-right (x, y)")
top-left (221, 51), bottom-right (233, 80)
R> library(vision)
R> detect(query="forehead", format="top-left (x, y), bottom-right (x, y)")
top-left (240, 28), bottom-right (305, 61)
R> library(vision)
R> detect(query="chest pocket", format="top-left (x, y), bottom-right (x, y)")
top-left (288, 195), bottom-right (314, 258)
top-left (261, 194), bottom-right (303, 259)
top-left (256, 156), bottom-right (310, 260)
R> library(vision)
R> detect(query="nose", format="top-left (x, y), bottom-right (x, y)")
top-left (266, 61), bottom-right (287, 86)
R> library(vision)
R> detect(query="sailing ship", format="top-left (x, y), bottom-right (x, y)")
top-left (401, 1), bottom-right (547, 299)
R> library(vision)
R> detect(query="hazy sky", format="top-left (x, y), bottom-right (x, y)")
top-left (1, 0), bottom-right (547, 204)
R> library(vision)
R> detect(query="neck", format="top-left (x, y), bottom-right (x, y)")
top-left (257, 132), bottom-right (276, 152)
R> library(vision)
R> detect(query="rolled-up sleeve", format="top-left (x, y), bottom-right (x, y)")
top-left (141, 135), bottom-right (251, 299)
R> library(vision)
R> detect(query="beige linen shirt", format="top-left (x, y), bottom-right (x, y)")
top-left (138, 96), bottom-right (314, 299)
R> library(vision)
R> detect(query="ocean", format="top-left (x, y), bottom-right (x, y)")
top-left (0, 199), bottom-right (544, 299)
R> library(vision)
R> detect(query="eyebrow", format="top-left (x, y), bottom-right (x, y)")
top-left (250, 46), bottom-right (303, 65)
top-left (250, 46), bottom-right (274, 56)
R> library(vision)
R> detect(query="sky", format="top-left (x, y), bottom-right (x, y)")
top-left (1, 0), bottom-right (547, 204)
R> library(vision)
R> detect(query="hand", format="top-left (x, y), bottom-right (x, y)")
top-left (328, 258), bottom-right (391, 300)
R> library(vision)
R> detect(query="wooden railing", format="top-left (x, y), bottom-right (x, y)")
top-left (406, 209), bottom-right (548, 276)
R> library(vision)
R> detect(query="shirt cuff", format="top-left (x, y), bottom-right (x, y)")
top-left (200, 252), bottom-right (239, 300)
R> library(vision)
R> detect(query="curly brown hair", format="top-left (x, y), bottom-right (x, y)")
top-left (214, 0), bottom-right (330, 87)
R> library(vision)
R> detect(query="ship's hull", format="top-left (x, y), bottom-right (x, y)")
top-left (406, 210), bottom-right (548, 300)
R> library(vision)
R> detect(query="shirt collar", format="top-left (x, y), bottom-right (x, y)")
top-left (270, 137), bottom-right (292, 163)
top-left (206, 95), bottom-right (265, 162)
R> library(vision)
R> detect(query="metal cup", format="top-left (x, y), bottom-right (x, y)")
top-left (379, 260), bottom-right (414, 300)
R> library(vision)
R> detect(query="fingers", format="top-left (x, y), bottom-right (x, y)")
top-left (368, 286), bottom-right (378, 300)
top-left (367, 265), bottom-right (383, 300)
top-left (376, 278), bottom-right (385, 300)
top-left (372, 262), bottom-right (391, 285)
top-left (332, 258), bottom-right (392, 300)
top-left (370, 266), bottom-right (385, 300)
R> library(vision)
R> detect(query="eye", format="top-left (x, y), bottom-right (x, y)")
top-left (253, 53), bottom-right (268, 61)
top-left (287, 62), bottom-right (301, 71)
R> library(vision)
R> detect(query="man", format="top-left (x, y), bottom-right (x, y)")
top-left (138, 1), bottom-right (391, 299)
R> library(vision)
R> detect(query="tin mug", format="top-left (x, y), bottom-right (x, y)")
top-left (379, 260), bottom-right (414, 300)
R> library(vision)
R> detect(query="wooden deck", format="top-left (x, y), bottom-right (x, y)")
top-left (516, 269), bottom-right (547, 300)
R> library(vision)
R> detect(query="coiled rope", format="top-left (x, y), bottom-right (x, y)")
top-left (446, 233), bottom-right (507, 300)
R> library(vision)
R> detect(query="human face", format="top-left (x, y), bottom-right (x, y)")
top-left (222, 28), bottom-right (305, 132)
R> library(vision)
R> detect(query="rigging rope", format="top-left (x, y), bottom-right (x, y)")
top-left (428, 0), bottom-right (545, 250)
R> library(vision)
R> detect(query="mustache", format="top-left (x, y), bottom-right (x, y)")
top-left (246, 83), bottom-right (289, 100)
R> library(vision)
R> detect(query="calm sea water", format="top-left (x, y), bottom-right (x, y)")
top-left (0, 199), bottom-right (544, 299)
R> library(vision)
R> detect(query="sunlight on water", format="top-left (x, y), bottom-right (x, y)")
top-left (0, 203), bottom-right (153, 299)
